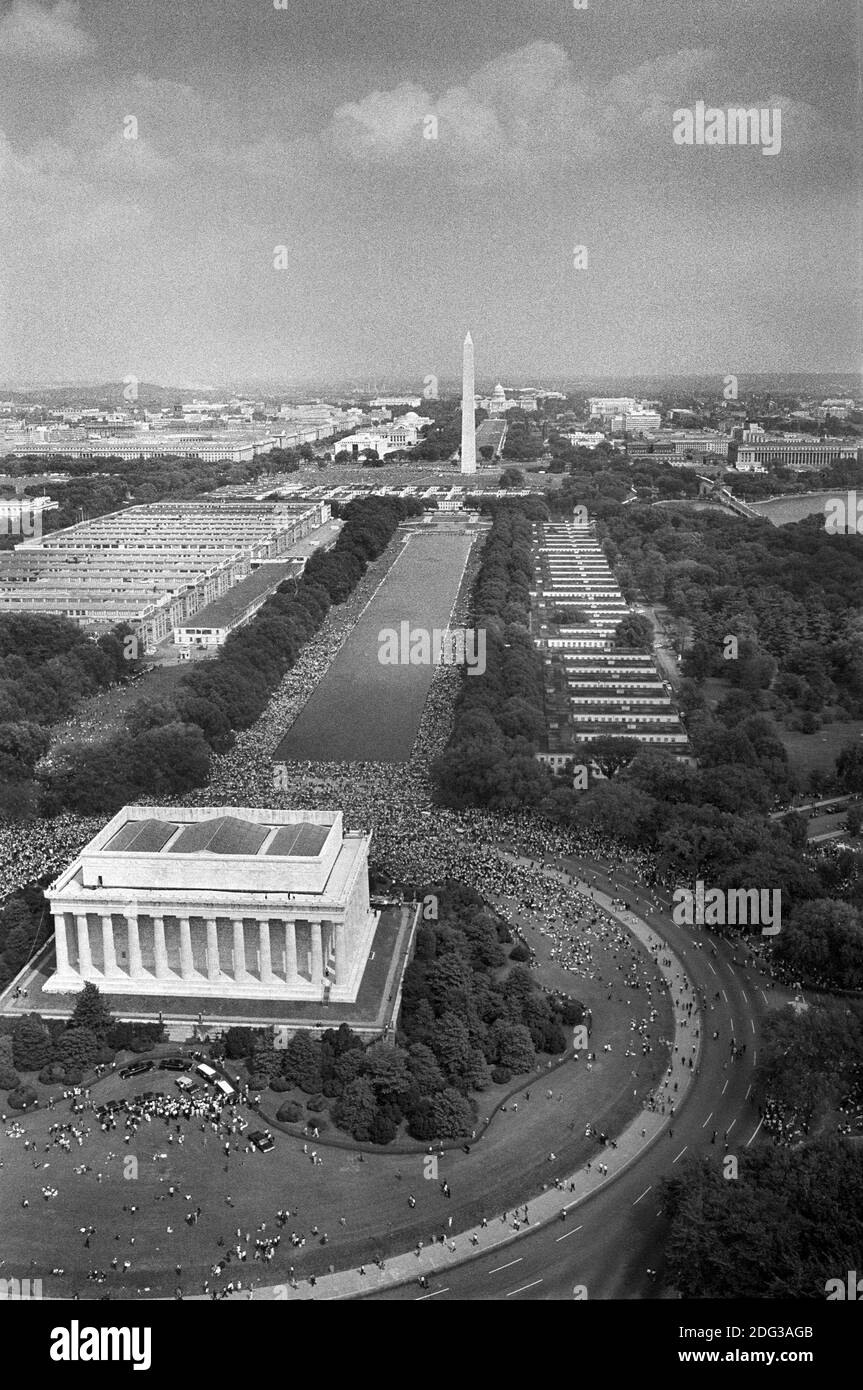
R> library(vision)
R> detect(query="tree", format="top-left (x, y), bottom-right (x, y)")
top-left (430, 1087), bottom-right (476, 1138)
top-left (587, 736), bottom-right (642, 779)
top-left (576, 780), bottom-right (659, 844)
top-left (662, 1141), bottom-right (863, 1298)
top-left (131, 721), bottom-right (212, 796)
top-left (69, 983), bottom-right (114, 1038)
top-left (224, 1026), bottom-right (257, 1059)
top-left (406, 1043), bottom-right (446, 1096)
top-left (12, 1013), bottom-right (54, 1071)
top-left (846, 803), bottom-right (863, 837)
top-left (550, 606), bottom-right (588, 625)
top-left (332, 1077), bottom-right (378, 1141)
top-left (365, 1044), bottom-right (411, 1107)
top-left (248, 1040), bottom-right (281, 1083)
top-left (492, 1022), bottom-right (535, 1073)
top-left (283, 1032), bottom-right (324, 1093)
top-left (426, 954), bottom-right (474, 1017)
top-left (429, 1012), bottom-right (472, 1080)
top-left (775, 901), bottom-right (863, 990)
top-left (369, 1110), bottom-right (397, 1144)
top-left (462, 1048), bottom-right (493, 1091)
top-left (613, 614), bottom-right (654, 650)
top-left (0, 1062), bottom-right (21, 1090)
top-left (56, 1026), bottom-right (101, 1070)
top-left (837, 744), bottom-right (863, 796)
top-left (499, 467), bottom-right (525, 489)
top-left (756, 998), bottom-right (863, 1132)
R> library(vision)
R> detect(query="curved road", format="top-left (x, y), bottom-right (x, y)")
top-left (365, 853), bottom-right (774, 1301)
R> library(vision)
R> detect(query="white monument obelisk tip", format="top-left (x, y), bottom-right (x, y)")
top-left (460, 331), bottom-right (477, 475)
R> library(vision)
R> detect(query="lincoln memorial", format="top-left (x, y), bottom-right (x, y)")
top-left (44, 806), bottom-right (378, 1003)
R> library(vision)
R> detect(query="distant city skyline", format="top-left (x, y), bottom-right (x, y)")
top-left (0, 0), bottom-right (859, 383)
top-left (3, 370), bottom-right (861, 399)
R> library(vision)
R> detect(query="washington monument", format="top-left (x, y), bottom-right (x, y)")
top-left (460, 331), bottom-right (477, 475)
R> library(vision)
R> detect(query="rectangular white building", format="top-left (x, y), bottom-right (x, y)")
top-left (46, 806), bottom-right (378, 1004)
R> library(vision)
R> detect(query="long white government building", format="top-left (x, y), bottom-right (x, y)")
top-left (45, 807), bottom-right (378, 1004)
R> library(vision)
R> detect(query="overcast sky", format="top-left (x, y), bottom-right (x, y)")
top-left (0, 0), bottom-right (858, 386)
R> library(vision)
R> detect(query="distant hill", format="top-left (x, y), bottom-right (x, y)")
top-left (0, 382), bottom-right (213, 408)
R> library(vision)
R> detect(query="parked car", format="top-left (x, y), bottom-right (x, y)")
top-left (158, 1057), bottom-right (188, 1071)
top-left (248, 1130), bottom-right (275, 1153)
top-left (119, 1060), bottom-right (153, 1079)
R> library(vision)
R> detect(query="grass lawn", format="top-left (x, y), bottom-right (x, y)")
top-left (273, 529), bottom-right (475, 762)
top-left (779, 721), bottom-right (863, 779)
top-left (46, 665), bottom-right (191, 758)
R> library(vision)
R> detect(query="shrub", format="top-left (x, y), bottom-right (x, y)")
top-left (7, 1084), bottom-right (38, 1110)
top-left (306, 1094), bottom-right (327, 1113)
top-left (247, 1072), bottom-right (270, 1090)
top-left (38, 1063), bottom-right (67, 1085)
top-left (270, 1076), bottom-right (292, 1093)
top-left (0, 1063), bottom-right (21, 1090)
top-left (276, 1101), bottom-right (303, 1123)
top-left (491, 1066), bottom-right (512, 1084)
top-left (509, 942), bottom-right (531, 962)
top-left (305, 1117), bottom-right (328, 1134)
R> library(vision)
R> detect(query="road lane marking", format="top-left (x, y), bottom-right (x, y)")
top-left (760, 989), bottom-right (768, 1004)
top-left (745, 1083), bottom-right (752, 1099)
top-left (633, 1186), bottom-right (652, 1204)
top-left (673, 1147), bottom-right (687, 1163)
top-left (708, 962), bottom-right (716, 974)
top-left (727, 1119), bottom-right (736, 1134)
top-left (506, 1279), bottom-right (543, 1297)
top-left (722, 989), bottom-right (728, 1002)
top-left (746, 1118), bottom-right (764, 1146)
top-left (721, 1080), bottom-right (729, 1094)
top-left (416, 1288), bottom-right (449, 1299)
top-left (556, 1226), bottom-right (581, 1241)
top-left (741, 990), bottom-right (748, 1004)
top-left (702, 1112), bottom-right (713, 1128)
top-left (489, 1259), bottom-right (522, 1275)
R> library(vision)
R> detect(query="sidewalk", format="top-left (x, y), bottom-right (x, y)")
top-left (227, 869), bottom-right (702, 1300)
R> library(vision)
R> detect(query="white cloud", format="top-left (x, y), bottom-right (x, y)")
top-left (0, 1), bottom-right (94, 66)
top-left (315, 40), bottom-right (852, 183)
top-left (322, 81), bottom-right (430, 162)
top-left (0, 126), bottom-right (150, 250)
